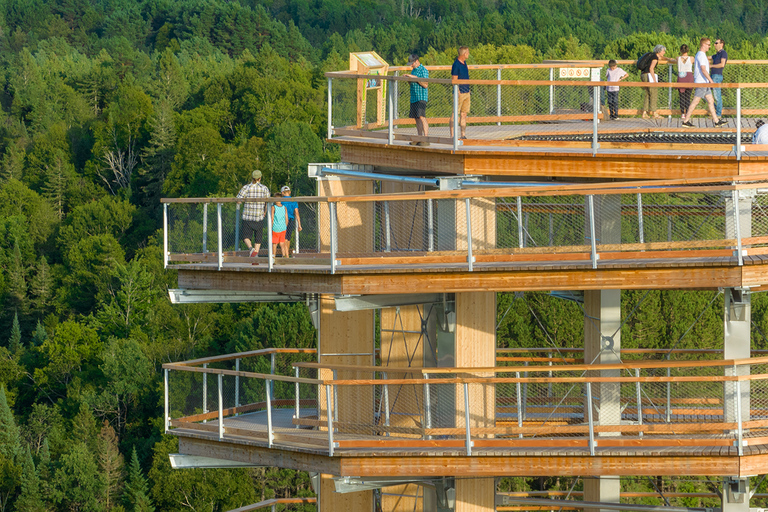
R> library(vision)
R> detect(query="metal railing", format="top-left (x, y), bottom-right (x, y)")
top-left (162, 179), bottom-right (768, 272)
top-left (327, 60), bottom-right (768, 156)
top-left (163, 352), bottom-right (768, 457)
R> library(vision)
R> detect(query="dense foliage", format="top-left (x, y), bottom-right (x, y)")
top-left (1, 0), bottom-right (768, 510)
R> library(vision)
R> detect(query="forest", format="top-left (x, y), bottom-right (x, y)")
top-left (2, 0), bottom-right (768, 510)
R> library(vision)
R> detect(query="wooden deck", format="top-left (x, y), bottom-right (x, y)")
top-left (334, 117), bottom-right (768, 180)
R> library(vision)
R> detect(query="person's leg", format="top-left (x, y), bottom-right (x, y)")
top-left (649, 84), bottom-right (659, 117)
top-left (460, 111), bottom-right (467, 137)
top-left (280, 240), bottom-right (289, 257)
top-left (705, 94), bottom-right (718, 122)
top-left (641, 74), bottom-right (650, 116)
top-left (421, 115), bottom-right (428, 136)
top-left (712, 74), bottom-right (723, 117)
top-left (683, 95), bottom-right (701, 122)
top-left (608, 91), bottom-right (618, 118)
top-left (679, 90), bottom-right (690, 116)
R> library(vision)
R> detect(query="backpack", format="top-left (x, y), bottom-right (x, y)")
top-left (636, 52), bottom-right (655, 73)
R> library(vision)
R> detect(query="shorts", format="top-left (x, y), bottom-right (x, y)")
top-left (272, 230), bottom-right (286, 243)
top-left (694, 87), bottom-right (712, 99)
top-left (241, 218), bottom-right (264, 243)
top-left (458, 92), bottom-right (470, 114)
top-left (286, 218), bottom-right (295, 241)
top-left (409, 100), bottom-right (427, 119)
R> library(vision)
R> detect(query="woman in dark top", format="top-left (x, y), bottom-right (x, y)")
top-left (641, 45), bottom-right (675, 119)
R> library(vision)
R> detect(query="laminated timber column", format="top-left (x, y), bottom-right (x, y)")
top-left (454, 291), bottom-right (496, 512)
top-left (583, 194), bottom-right (621, 512)
top-left (317, 176), bottom-right (375, 512)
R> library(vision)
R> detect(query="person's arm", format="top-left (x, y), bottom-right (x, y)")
top-left (294, 208), bottom-right (302, 231)
top-left (619, 71), bottom-right (629, 81)
top-left (711, 54), bottom-right (727, 69)
top-left (270, 205), bottom-right (274, 225)
top-left (648, 59), bottom-right (657, 75)
top-left (700, 66), bottom-right (713, 83)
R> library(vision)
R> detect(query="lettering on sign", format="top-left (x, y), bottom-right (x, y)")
top-left (559, 68), bottom-right (589, 78)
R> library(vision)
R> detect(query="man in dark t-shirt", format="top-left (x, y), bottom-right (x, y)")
top-left (450, 46), bottom-right (470, 139)
top-left (710, 38), bottom-right (728, 118)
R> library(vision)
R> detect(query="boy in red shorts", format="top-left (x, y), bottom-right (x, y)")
top-left (270, 193), bottom-right (289, 258)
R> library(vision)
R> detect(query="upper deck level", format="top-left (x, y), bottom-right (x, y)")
top-left (164, 176), bottom-right (768, 294)
top-left (326, 60), bottom-right (768, 180)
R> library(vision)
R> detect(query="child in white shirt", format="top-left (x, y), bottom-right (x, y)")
top-left (605, 60), bottom-right (629, 120)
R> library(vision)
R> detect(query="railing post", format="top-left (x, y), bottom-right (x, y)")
top-left (637, 193), bottom-right (645, 244)
top-left (327, 77), bottom-right (333, 140)
top-left (736, 379), bottom-right (744, 456)
top-left (465, 198), bottom-right (474, 271)
top-left (422, 373), bottom-right (429, 439)
top-left (202, 363), bottom-right (208, 423)
top-left (427, 199), bottom-right (435, 252)
top-left (164, 368), bottom-right (169, 433)
top-left (736, 87), bottom-right (742, 160)
top-left (218, 373), bottom-right (224, 440)
top-left (516, 371), bottom-right (523, 439)
top-left (294, 366), bottom-right (300, 429)
top-left (269, 353), bottom-right (276, 401)
top-left (295, 208), bottom-right (300, 254)
top-left (332, 370), bottom-right (339, 423)
top-left (384, 202), bottom-right (392, 252)
top-left (592, 85), bottom-right (599, 156)
top-left (635, 368), bottom-right (643, 437)
top-left (666, 366), bottom-right (672, 423)
top-left (516, 197), bottom-right (524, 248)
top-left (549, 68), bottom-right (554, 114)
top-left (235, 358), bottom-right (240, 415)
top-left (234, 204), bottom-right (241, 252)
top-left (383, 372), bottom-right (391, 433)
top-left (216, 203), bottom-right (223, 270)
top-left (497, 66), bottom-right (503, 125)
top-left (453, 83), bottom-right (459, 151)
top-left (266, 378), bottom-right (274, 448)
top-left (326, 384), bottom-right (334, 456)
top-left (163, 203), bottom-right (169, 269)
top-left (586, 382), bottom-right (595, 456)
top-left (733, 189), bottom-right (744, 266)
top-left (267, 201), bottom-right (274, 271)
top-left (202, 202), bottom-right (208, 253)
top-left (329, 202), bottom-right (337, 274)
top-left (463, 382), bottom-right (472, 456)
top-left (587, 195), bottom-right (598, 269)
top-left (388, 77), bottom-right (394, 145)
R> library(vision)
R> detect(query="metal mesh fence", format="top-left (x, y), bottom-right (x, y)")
top-left (331, 62), bottom-right (768, 149)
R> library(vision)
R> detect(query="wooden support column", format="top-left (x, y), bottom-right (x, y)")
top-left (454, 291), bottom-right (496, 512)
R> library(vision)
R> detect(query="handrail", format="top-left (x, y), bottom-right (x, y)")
top-left (227, 497), bottom-right (317, 512)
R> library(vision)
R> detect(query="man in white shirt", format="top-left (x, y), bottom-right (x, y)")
top-left (682, 37), bottom-right (727, 128)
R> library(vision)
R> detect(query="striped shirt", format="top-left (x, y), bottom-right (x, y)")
top-left (237, 181), bottom-right (270, 221)
top-left (410, 64), bottom-right (429, 103)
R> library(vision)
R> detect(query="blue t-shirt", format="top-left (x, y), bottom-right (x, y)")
top-left (451, 58), bottom-right (470, 94)
top-left (281, 196), bottom-right (298, 220)
top-left (711, 50), bottom-right (727, 76)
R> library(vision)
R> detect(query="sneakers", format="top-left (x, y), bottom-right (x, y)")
top-left (249, 247), bottom-right (258, 257)
top-left (681, 120), bottom-right (694, 128)
top-left (417, 141), bottom-right (430, 146)
top-left (715, 119), bottom-right (728, 127)
top-left (409, 141), bottom-right (419, 146)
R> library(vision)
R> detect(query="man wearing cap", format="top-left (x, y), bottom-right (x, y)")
top-left (237, 170), bottom-right (270, 258)
top-left (404, 53), bottom-right (429, 146)
top-left (280, 185), bottom-right (302, 255)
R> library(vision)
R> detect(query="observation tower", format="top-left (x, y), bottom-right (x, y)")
top-left (162, 58), bottom-right (768, 512)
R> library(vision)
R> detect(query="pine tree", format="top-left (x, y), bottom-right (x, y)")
top-left (124, 447), bottom-right (154, 512)
top-left (0, 386), bottom-right (21, 461)
top-left (15, 448), bottom-right (45, 512)
top-left (72, 403), bottom-right (98, 452)
top-left (6, 241), bottom-right (28, 314)
top-left (96, 420), bottom-right (124, 510)
top-left (42, 149), bottom-right (74, 220)
top-left (8, 313), bottom-right (21, 354)
top-left (31, 321), bottom-right (47, 347)
top-left (30, 256), bottom-right (53, 314)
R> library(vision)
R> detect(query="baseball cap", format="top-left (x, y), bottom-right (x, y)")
top-left (407, 54), bottom-right (419, 64)
top-left (252, 170), bottom-right (262, 179)
top-left (280, 186), bottom-right (291, 193)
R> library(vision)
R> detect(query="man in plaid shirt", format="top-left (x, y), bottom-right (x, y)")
top-left (237, 170), bottom-right (270, 258)
top-left (405, 54), bottom-right (429, 146)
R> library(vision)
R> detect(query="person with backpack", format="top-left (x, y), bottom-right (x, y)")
top-left (638, 45), bottom-right (675, 119)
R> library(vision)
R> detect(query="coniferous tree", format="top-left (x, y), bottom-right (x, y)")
top-left (30, 256), bottom-right (53, 315)
top-left (7, 313), bottom-right (21, 354)
top-left (124, 447), bottom-right (154, 512)
top-left (72, 403), bottom-right (99, 452)
top-left (0, 386), bottom-right (21, 512)
top-left (96, 421), bottom-right (124, 511)
top-left (6, 242), bottom-right (27, 315)
top-left (30, 321), bottom-right (47, 347)
top-left (15, 448), bottom-right (45, 512)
